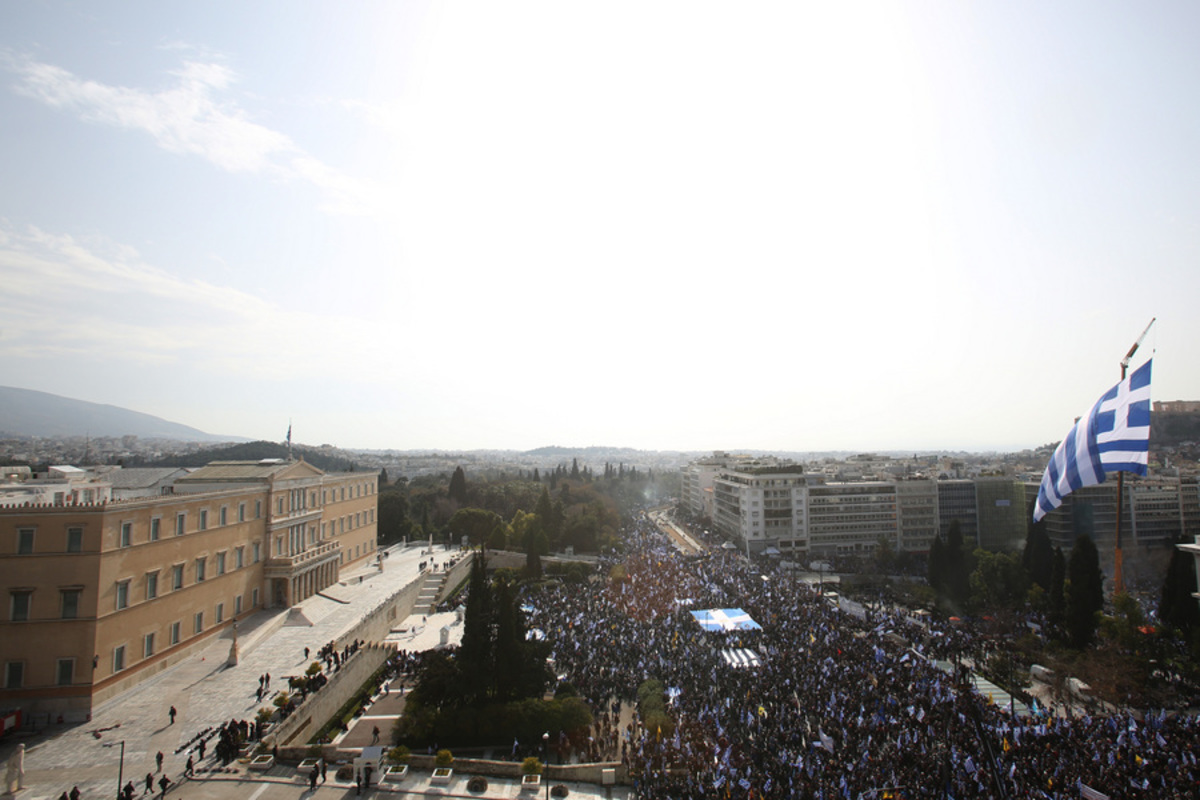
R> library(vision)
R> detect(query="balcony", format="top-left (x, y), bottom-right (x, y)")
top-left (263, 540), bottom-right (341, 580)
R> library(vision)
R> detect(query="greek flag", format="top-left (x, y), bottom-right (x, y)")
top-left (1033, 360), bottom-right (1152, 522)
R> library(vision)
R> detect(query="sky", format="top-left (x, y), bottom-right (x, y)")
top-left (1, 1), bottom-right (1197, 454)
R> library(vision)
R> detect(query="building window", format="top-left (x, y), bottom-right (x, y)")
top-left (235, 547), bottom-right (244, 569)
top-left (67, 527), bottom-right (83, 552)
top-left (238, 503), bottom-right (246, 522)
top-left (176, 513), bottom-right (186, 536)
top-left (10, 590), bottom-right (32, 621)
top-left (116, 580), bottom-right (130, 610)
top-left (216, 603), bottom-right (224, 624)
top-left (216, 552), bottom-right (226, 575)
top-left (143, 633), bottom-right (155, 659)
top-left (113, 645), bottom-right (126, 672)
top-left (253, 542), bottom-right (261, 563)
top-left (193, 612), bottom-right (203, 634)
top-left (251, 588), bottom-right (259, 607)
top-left (17, 528), bottom-right (34, 555)
top-left (255, 500), bottom-right (262, 519)
top-left (219, 506), bottom-right (228, 526)
top-left (146, 572), bottom-right (158, 600)
top-left (120, 522), bottom-right (132, 548)
top-left (150, 518), bottom-right (160, 542)
top-left (198, 510), bottom-right (208, 531)
top-left (5, 662), bottom-right (24, 689)
top-left (276, 498), bottom-right (284, 515)
top-left (169, 621), bottom-right (181, 645)
top-left (172, 564), bottom-right (184, 591)
top-left (61, 589), bottom-right (81, 619)
top-left (235, 594), bottom-right (243, 615)
top-left (195, 558), bottom-right (206, 582)
top-left (56, 658), bottom-right (74, 686)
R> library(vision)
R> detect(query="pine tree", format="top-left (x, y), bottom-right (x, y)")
top-left (570, 458), bottom-right (580, 480)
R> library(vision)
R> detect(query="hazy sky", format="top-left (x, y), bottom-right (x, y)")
top-left (1, 1), bottom-right (1196, 453)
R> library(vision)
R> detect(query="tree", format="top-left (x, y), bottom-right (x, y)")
top-left (458, 553), bottom-right (494, 705)
top-left (524, 527), bottom-right (544, 579)
top-left (1159, 545), bottom-right (1200, 636)
top-left (447, 508), bottom-right (503, 547)
top-left (928, 533), bottom-right (946, 592)
top-left (379, 468), bottom-right (389, 490)
top-left (1022, 514), bottom-right (1053, 591)
top-left (377, 490), bottom-right (413, 545)
top-left (943, 521), bottom-right (971, 606)
top-left (969, 550), bottom-right (1028, 611)
top-left (1066, 535), bottom-right (1104, 648)
top-left (1049, 546), bottom-right (1067, 626)
top-left (448, 466), bottom-right (468, 506)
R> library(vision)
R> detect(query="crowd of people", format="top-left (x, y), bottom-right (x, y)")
top-left (525, 515), bottom-right (1200, 799)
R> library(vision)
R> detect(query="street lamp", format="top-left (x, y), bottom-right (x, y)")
top-left (101, 740), bottom-right (125, 800)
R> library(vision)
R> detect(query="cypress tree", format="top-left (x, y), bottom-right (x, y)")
top-left (458, 553), bottom-right (494, 703)
top-left (1022, 513), bottom-right (1053, 590)
top-left (1066, 535), bottom-right (1104, 648)
top-left (448, 466), bottom-right (468, 506)
top-left (1048, 546), bottom-right (1067, 625)
top-left (1159, 544), bottom-right (1200, 636)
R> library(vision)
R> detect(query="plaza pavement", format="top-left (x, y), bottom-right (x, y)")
top-left (1, 544), bottom-right (627, 800)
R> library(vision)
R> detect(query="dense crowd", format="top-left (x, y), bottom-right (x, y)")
top-left (526, 516), bottom-right (1200, 799)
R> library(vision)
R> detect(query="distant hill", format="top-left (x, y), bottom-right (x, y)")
top-left (0, 386), bottom-right (241, 442)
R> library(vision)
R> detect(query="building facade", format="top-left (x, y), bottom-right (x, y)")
top-left (0, 460), bottom-right (379, 719)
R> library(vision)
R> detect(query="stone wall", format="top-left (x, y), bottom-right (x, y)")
top-left (267, 641), bottom-right (393, 747)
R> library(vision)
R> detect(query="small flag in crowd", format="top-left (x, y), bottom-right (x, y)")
top-left (1033, 360), bottom-right (1152, 522)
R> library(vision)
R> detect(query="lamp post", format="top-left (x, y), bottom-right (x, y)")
top-left (102, 740), bottom-right (125, 800)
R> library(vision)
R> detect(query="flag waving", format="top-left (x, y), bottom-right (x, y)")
top-left (1033, 359), bottom-right (1152, 522)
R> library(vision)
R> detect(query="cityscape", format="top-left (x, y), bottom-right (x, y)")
top-left (5, 2), bottom-right (1200, 799)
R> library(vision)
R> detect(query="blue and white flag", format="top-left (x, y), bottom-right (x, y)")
top-left (1033, 359), bottom-right (1152, 522)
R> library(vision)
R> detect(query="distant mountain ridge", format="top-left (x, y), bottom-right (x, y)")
top-left (0, 386), bottom-right (241, 442)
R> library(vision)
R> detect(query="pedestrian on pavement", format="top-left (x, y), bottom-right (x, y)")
top-left (371, 725), bottom-right (380, 744)
top-left (197, 740), bottom-right (205, 760)
top-left (320, 761), bottom-right (327, 783)
top-left (355, 773), bottom-right (361, 796)
top-left (309, 765), bottom-right (318, 791)
top-left (168, 706), bottom-right (176, 725)
top-left (69, 787), bottom-right (80, 800)
top-left (184, 756), bottom-right (193, 778)
top-left (304, 646), bottom-right (310, 660)
top-left (157, 775), bottom-right (169, 798)
top-left (58, 792), bottom-right (68, 800)
top-left (155, 752), bottom-right (163, 773)
top-left (123, 781), bottom-right (135, 800)
top-left (265, 672), bottom-right (270, 688)
top-left (144, 773), bottom-right (153, 794)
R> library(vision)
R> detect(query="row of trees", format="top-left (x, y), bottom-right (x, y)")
top-left (394, 554), bottom-right (590, 747)
top-left (377, 461), bottom-right (671, 555)
top-left (924, 514), bottom-right (1200, 653)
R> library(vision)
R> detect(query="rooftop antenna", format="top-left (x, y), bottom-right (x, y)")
top-left (1114, 317), bottom-right (1155, 596)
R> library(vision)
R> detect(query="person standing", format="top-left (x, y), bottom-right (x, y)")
top-left (157, 775), bottom-right (170, 798)
top-left (144, 773), bottom-right (153, 795)
top-left (168, 706), bottom-right (177, 725)
top-left (155, 752), bottom-right (163, 773)
top-left (309, 765), bottom-right (318, 791)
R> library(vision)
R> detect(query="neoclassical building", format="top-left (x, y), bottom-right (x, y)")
top-left (0, 459), bottom-right (379, 718)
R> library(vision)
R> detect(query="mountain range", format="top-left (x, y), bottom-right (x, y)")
top-left (0, 386), bottom-right (242, 442)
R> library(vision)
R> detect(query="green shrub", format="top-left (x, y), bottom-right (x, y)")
top-left (435, 749), bottom-right (454, 768)
top-left (522, 757), bottom-right (543, 775)
top-left (387, 745), bottom-right (410, 764)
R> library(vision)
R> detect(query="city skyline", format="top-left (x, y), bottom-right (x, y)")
top-left (2, 2), bottom-right (1198, 454)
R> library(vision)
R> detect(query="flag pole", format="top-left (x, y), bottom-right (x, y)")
top-left (1113, 318), bottom-right (1155, 596)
